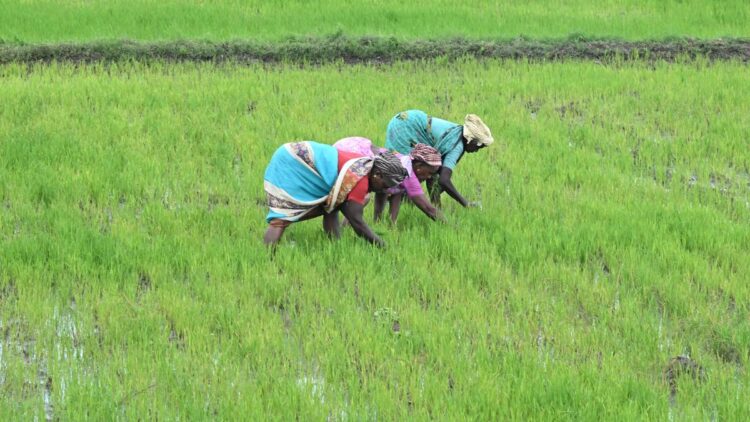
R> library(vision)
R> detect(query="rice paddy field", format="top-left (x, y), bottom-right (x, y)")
top-left (1, 1), bottom-right (750, 420)
top-left (1, 59), bottom-right (748, 419)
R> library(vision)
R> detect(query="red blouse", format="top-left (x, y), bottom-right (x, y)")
top-left (336, 150), bottom-right (369, 205)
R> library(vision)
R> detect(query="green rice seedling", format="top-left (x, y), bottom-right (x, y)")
top-left (0, 59), bottom-right (748, 419)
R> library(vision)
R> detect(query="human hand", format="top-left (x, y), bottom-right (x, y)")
top-left (434, 210), bottom-right (447, 223)
top-left (467, 200), bottom-right (483, 210)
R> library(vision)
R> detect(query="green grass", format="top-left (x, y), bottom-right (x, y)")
top-left (4, 37), bottom-right (750, 64)
top-left (1, 60), bottom-right (749, 419)
top-left (1, 0), bottom-right (750, 42)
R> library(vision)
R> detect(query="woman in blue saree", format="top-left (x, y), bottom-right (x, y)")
top-left (263, 141), bottom-right (407, 247)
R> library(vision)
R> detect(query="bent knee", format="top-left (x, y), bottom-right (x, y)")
top-left (269, 219), bottom-right (292, 229)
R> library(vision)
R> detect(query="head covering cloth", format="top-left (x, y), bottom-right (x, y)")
top-left (463, 114), bottom-right (494, 147)
top-left (409, 143), bottom-right (442, 167)
top-left (372, 150), bottom-right (408, 188)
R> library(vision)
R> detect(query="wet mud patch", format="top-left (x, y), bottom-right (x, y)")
top-left (705, 328), bottom-right (745, 367)
top-left (135, 271), bottom-right (151, 303)
top-left (165, 316), bottom-right (186, 350)
top-left (374, 307), bottom-right (401, 336)
top-left (1, 303), bottom-right (87, 421)
top-left (555, 101), bottom-right (586, 120)
top-left (0, 275), bottom-right (18, 296)
top-left (268, 301), bottom-right (297, 334)
top-left (523, 98), bottom-right (543, 119)
top-left (664, 355), bottom-right (705, 404)
top-left (207, 193), bottom-right (230, 211)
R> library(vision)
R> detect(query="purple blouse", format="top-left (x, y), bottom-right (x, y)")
top-left (333, 137), bottom-right (425, 197)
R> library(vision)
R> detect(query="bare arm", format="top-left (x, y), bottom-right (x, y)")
top-left (438, 167), bottom-right (469, 207)
top-left (410, 194), bottom-right (445, 221)
top-left (341, 201), bottom-right (385, 247)
top-left (322, 210), bottom-right (340, 239)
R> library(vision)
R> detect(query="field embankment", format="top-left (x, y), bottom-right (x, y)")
top-left (2, 37), bottom-right (750, 64)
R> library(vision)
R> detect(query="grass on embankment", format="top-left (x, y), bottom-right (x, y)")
top-left (1, 36), bottom-right (750, 64)
top-left (1, 60), bottom-right (749, 419)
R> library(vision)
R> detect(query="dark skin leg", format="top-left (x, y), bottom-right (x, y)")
top-left (373, 192), bottom-right (388, 222)
top-left (322, 210), bottom-right (340, 239)
top-left (264, 171), bottom-right (393, 247)
top-left (410, 160), bottom-right (442, 212)
top-left (264, 205), bottom-right (371, 246)
top-left (378, 160), bottom-right (440, 223)
top-left (263, 206), bottom-right (325, 246)
top-left (388, 193), bottom-right (403, 224)
top-left (263, 226), bottom-right (286, 246)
